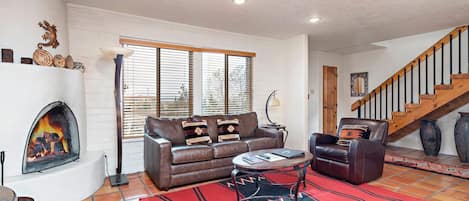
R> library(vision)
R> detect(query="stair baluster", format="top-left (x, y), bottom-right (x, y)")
top-left (369, 94), bottom-right (371, 118)
top-left (397, 74), bottom-right (401, 112)
top-left (441, 43), bottom-right (445, 85)
top-left (385, 83), bottom-right (388, 119)
top-left (357, 104), bottom-right (361, 119)
top-left (418, 59), bottom-right (421, 99)
top-left (411, 64), bottom-right (414, 104)
top-left (426, 54), bottom-right (429, 94)
top-left (459, 30), bottom-right (462, 74)
top-left (392, 77), bottom-right (394, 112)
top-left (374, 92), bottom-right (377, 119)
top-left (380, 87), bottom-right (382, 119)
top-left (404, 67), bottom-right (407, 104)
top-left (433, 47), bottom-right (436, 94)
top-left (450, 34), bottom-right (453, 84)
top-left (363, 99), bottom-right (366, 119)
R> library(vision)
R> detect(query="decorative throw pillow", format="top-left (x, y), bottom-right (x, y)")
top-left (181, 120), bottom-right (212, 145)
top-left (217, 119), bottom-right (240, 142)
top-left (337, 125), bottom-right (370, 146)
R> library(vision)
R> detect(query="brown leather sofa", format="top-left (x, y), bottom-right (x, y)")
top-left (309, 118), bottom-right (388, 184)
top-left (144, 112), bottom-right (284, 190)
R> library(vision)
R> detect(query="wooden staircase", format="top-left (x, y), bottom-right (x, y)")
top-left (351, 25), bottom-right (469, 142)
top-left (388, 74), bottom-right (469, 141)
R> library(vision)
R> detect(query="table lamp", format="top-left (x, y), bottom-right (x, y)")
top-left (265, 90), bottom-right (280, 126)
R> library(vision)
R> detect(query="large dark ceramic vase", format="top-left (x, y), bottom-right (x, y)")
top-left (419, 120), bottom-right (441, 156)
top-left (455, 112), bottom-right (469, 163)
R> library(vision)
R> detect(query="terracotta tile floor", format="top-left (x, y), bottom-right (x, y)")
top-left (84, 163), bottom-right (469, 201)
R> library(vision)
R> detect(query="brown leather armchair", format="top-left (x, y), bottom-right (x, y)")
top-left (309, 118), bottom-right (388, 184)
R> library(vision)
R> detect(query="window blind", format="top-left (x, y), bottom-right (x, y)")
top-left (228, 56), bottom-right (252, 114)
top-left (122, 44), bottom-right (157, 137)
top-left (202, 53), bottom-right (252, 115)
top-left (159, 49), bottom-right (192, 118)
top-left (122, 44), bottom-right (193, 137)
top-left (202, 53), bottom-right (226, 115)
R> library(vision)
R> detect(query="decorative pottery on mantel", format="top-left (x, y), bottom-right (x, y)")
top-left (419, 120), bottom-right (441, 156)
top-left (53, 54), bottom-right (65, 67)
top-left (455, 112), bottom-right (469, 163)
top-left (33, 49), bottom-right (53, 66)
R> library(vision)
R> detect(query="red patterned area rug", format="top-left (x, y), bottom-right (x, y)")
top-left (141, 169), bottom-right (422, 201)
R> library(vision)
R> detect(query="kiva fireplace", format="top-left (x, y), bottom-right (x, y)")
top-left (23, 101), bottom-right (80, 174)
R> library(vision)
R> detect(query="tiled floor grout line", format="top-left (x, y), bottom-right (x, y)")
top-left (379, 166), bottom-right (413, 192)
top-left (424, 178), bottom-right (464, 200)
top-left (138, 174), bottom-right (153, 196)
top-left (118, 185), bottom-right (126, 201)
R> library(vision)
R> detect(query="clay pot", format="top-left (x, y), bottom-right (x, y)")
top-left (419, 120), bottom-right (441, 156)
top-left (455, 112), bottom-right (469, 163)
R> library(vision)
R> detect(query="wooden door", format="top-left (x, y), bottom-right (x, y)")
top-left (323, 66), bottom-right (338, 134)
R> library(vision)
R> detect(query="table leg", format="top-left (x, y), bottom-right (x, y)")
top-left (231, 168), bottom-right (240, 201)
top-left (294, 165), bottom-right (303, 201)
top-left (302, 162), bottom-right (307, 188)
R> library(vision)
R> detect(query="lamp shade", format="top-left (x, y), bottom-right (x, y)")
top-left (100, 47), bottom-right (134, 59)
top-left (269, 96), bottom-right (280, 107)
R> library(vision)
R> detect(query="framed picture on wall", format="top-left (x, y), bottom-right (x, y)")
top-left (351, 72), bottom-right (368, 97)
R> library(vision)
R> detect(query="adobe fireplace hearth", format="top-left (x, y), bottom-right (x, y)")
top-left (23, 101), bottom-right (80, 174)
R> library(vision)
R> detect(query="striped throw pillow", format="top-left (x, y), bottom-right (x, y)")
top-left (217, 119), bottom-right (240, 142)
top-left (181, 120), bottom-right (212, 145)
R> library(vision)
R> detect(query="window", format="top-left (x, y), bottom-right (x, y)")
top-left (122, 44), bottom-right (193, 137)
top-left (202, 53), bottom-right (252, 115)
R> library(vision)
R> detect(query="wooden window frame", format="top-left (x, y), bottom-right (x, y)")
top-left (120, 38), bottom-right (256, 57)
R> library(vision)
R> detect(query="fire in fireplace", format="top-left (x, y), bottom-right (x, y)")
top-left (23, 101), bottom-right (79, 174)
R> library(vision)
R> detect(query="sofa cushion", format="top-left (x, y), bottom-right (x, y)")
top-left (226, 112), bottom-right (258, 138)
top-left (316, 144), bottom-right (349, 164)
top-left (182, 120), bottom-right (212, 145)
top-left (242, 137), bottom-right (278, 151)
top-left (145, 116), bottom-right (186, 145)
top-left (211, 141), bottom-right (248, 159)
top-left (171, 145), bottom-right (213, 164)
top-left (191, 115), bottom-right (224, 143)
top-left (217, 119), bottom-right (240, 142)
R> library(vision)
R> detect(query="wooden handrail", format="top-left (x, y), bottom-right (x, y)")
top-left (351, 25), bottom-right (468, 111)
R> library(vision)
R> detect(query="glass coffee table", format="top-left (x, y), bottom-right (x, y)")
top-left (231, 148), bottom-right (313, 201)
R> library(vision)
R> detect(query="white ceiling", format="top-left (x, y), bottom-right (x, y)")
top-left (65, 0), bottom-right (469, 54)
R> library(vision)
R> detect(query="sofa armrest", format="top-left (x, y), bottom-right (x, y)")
top-left (144, 134), bottom-right (172, 190)
top-left (254, 127), bottom-right (284, 148)
top-left (348, 139), bottom-right (386, 184)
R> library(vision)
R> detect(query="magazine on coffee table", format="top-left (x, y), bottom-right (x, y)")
top-left (242, 155), bottom-right (264, 164)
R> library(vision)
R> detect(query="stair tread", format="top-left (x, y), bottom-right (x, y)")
top-left (405, 104), bottom-right (420, 112)
top-left (451, 73), bottom-right (469, 79)
top-left (420, 94), bottom-right (436, 100)
top-left (392, 112), bottom-right (407, 117)
top-left (435, 84), bottom-right (453, 90)
top-left (405, 103), bottom-right (420, 108)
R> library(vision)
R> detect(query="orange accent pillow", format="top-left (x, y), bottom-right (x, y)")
top-left (339, 129), bottom-right (365, 140)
